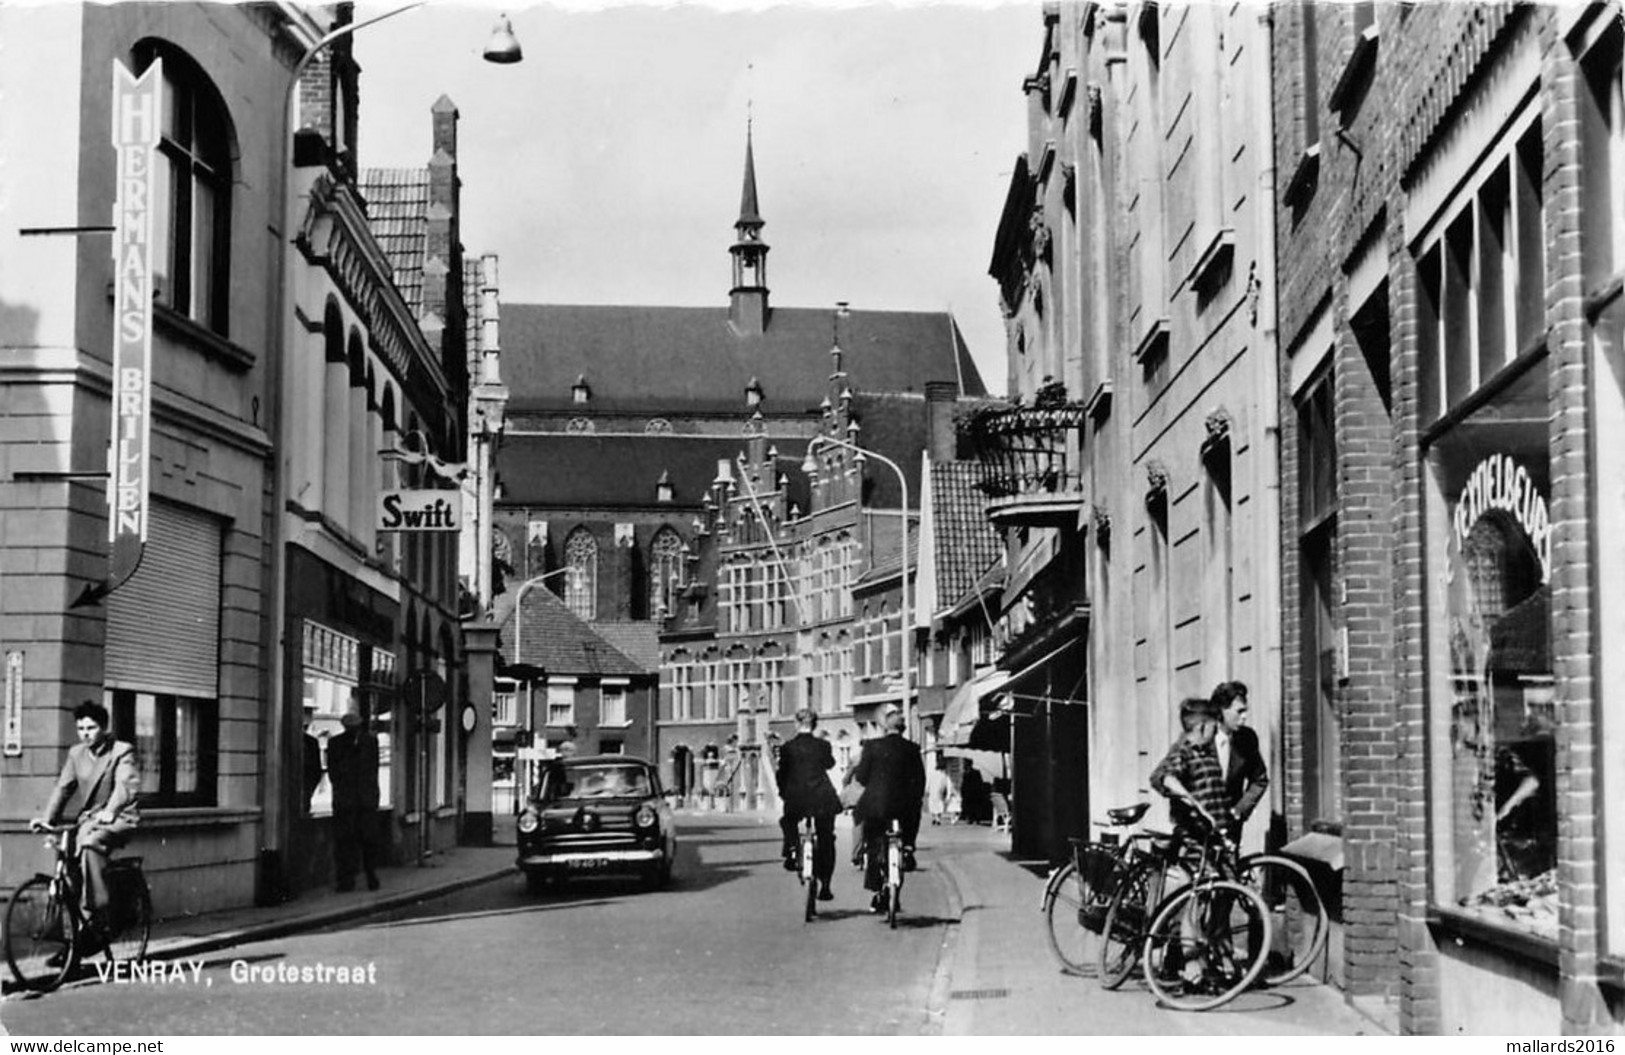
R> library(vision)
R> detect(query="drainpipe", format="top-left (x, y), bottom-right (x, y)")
top-left (1252, 5), bottom-right (1285, 838)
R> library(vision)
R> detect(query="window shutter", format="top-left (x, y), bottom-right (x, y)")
top-left (105, 501), bottom-right (222, 699)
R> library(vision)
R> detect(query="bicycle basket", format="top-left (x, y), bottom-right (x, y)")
top-left (1079, 845), bottom-right (1119, 892)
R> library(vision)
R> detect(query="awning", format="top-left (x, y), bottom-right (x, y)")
top-left (937, 667), bottom-right (1015, 747)
top-left (999, 631), bottom-right (1087, 699)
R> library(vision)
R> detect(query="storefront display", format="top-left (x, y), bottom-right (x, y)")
top-left (1427, 360), bottom-right (1556, 939)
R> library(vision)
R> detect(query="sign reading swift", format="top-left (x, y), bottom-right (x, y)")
top-left (108, 58), bottom-right (162, 585)
top-left (378, 490), bottom-right (464, 532)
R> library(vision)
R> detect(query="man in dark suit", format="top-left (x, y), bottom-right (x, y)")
top-left (1210, 681), bottom-right (1269, 842)
top-left (776, 708), bottom-right (843, 901)
top-left (852, 709), bottom-right (926, 912)
top-left (328, 707), bottom-right (382, 892)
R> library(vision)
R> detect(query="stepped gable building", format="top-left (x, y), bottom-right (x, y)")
top-left (1272, 0), bottom-right (1625, 1036)
top-left (488, 128), bottom-right (986, 786)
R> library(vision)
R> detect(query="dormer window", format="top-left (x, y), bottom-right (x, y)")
top-left (745, 377), bottom-right (764, 408)
top-left (572, 374), bottom-right (591, 404)
top-left (656, 471), bottom-right (674, 504)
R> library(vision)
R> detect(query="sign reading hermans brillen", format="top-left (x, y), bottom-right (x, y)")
top-left (108, 59), bottom-right (161, 584)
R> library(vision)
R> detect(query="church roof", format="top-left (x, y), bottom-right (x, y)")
top-left (496, 432), bottom-right (807, 510)
top-left (501, 304), bottom-right (984, 415)
top-left (360, 167), bottom-right (430, 318)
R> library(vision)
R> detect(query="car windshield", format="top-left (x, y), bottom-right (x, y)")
top-left (538, 763), bottom-right (652, 802)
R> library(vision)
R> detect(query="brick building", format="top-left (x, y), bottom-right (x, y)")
top-left (1273, 0), bottom-right (1625, 1035)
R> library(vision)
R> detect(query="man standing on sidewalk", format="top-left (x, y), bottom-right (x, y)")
top-left (328, 707), bottom-right (381, 892)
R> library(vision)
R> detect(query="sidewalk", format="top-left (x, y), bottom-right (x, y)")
top-left (136, 841), bottom-right (517, 964)
top-left (921, 822), bottom-right (1394, 1036)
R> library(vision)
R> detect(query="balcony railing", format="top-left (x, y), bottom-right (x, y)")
top-left (966, 405), bottom-right (1088, 528)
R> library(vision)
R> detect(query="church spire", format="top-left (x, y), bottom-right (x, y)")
top-left (729, 119), bottom-right (770, 336)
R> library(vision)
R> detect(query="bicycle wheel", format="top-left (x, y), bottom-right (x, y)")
top-left (5, 876), bottom-right (77, 993)
top-left (100, 872), bottom-right (152, 965)
top-left (1142, 880), bottom-right (1271, 1012)
top-left (1042, 862), bottom-right (1100, 976)
top-left (1097, 864), bottom-right (1154, 989)
top-left (886, 842), bottom-right (901, 929)
top-left (1237, 853), bottom-right (1328, 985)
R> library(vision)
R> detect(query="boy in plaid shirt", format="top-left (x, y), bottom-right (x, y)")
top-left (1150, 697), bottom-right (1237, 839)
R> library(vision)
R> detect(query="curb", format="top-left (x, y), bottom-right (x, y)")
top-left (140, 865), bottom-right (519, 963)
top-left (922, 852), bottom-right (971, 1036)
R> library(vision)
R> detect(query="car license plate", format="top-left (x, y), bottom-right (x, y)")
top-left (568, 857), bottom-right (610, 871)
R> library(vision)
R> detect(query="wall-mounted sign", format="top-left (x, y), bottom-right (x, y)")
top-left (108, 59), bottom-right (162, 584)
top-left (1449, 452), bottom-right (1551, 584)
top-left (4, 651), bottom-right (23, 757)
top-left (378, 490), bottom-right (463, 532)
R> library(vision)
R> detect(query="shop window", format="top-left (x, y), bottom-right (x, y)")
top-left (107, 690), bottom-right (217, 808)
top-left (1425, 359), bottom-right (1554, 939)
top-left (1415, 119), bottom-right (1545, 425)
top-left (133, 42), bottom-right (232, 334)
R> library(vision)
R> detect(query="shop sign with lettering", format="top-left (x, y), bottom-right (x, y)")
top-left (1449, 452), bottom-right (1551, 584)
top-left (108, 59), bottom-right (161, 582)
top-left (378, 490), bottom-right (463, 532)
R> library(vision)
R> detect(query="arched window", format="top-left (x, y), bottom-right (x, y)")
top-left (649, 528), bottom-right (683, 619)
top-left (565, 528), bottom-right (597, 620)
top-left (133, 41), bottom-right (233, 334)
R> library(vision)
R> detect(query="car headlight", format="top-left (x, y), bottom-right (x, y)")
top-left (635, 805), bottom-right (657, 829)
top-left (518, 810), bottom-right (540, 834)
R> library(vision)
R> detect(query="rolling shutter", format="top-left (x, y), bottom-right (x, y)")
top-left (105, 500), bottom-right (222, 699)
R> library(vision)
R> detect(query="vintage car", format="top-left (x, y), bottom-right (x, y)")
top-left (516, 754), bottom-right (676, 893)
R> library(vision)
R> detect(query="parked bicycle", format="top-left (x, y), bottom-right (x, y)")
top-left (1093, 801), bottom-right (1272, 1010)
top-left (1040, 801), bottom-right (1153, 975)
top-left (4, 822), bottom-right (151, 993)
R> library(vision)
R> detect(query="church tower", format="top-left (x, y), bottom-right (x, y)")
top-left (728, 124), bottom-right (770, 336)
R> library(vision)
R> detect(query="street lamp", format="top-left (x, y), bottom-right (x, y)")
top-left (511, 566), bottom-right (577, 800)
top-left (802, 434), bottom-right (914, 737)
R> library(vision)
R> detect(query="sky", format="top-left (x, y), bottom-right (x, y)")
top-left (352, 1), bottom-right (1042, 396)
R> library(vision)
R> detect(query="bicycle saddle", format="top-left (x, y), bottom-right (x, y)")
top-left (1106, 802), bottom-right (1151, 826)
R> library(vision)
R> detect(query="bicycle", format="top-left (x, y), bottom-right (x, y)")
top-left (1130, 803), bottom-right (1272, 1011)
top-left (1234, 850), bottom-right (1328, 985)
top-left (1040, 801), bottom-right (1152, 975)
top-left (861, 819), bottom-right (905, 929)
top-left (793, 816), bottom-right (817, 922)
top-left (4, 822), bottom-right (152, 993)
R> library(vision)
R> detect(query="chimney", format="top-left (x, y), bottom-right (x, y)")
top-left (423, 96), bottom-right (464, 386)
top-left (925, 381), bottom-right (958, 462)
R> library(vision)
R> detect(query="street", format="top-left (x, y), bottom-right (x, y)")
top-left (1, 815), bottom-right (953, 1035)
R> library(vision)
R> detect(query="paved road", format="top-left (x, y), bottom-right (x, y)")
top-left (3, 814), bottom-right (954, 1035)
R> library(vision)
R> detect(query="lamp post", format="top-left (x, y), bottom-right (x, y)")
top-left (262, 2), bottom-right (522, 892)
top-left (512, 566), bottom-right (577, 794)
top-left (802, 434), bottom-right (914, 737)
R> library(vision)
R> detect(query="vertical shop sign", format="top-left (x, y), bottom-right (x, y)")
top-left (4, 651), bottom-right (23, 757)
top-left (108, 59), bottom-right (162, 586)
